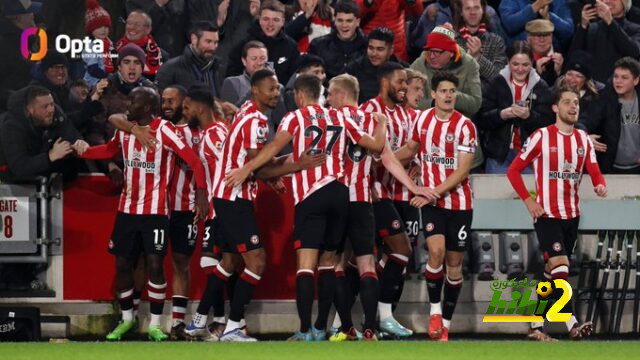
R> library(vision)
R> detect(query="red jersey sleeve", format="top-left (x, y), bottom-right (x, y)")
top-left (243, 116), bottom-right (269, 150)
top-left (278, 111), bottom-right (299, 136)
top-left (81, 130), bottom-right (121, 159)
top-left (342, 112), bottom-right (366, 144)
top-left (160, 123), bottom-right (207, 190)
top-left (507, 130), bottom-right (543, 201)
top-left (457, 119), bottom-right (477, 154)
top-left (584, 133), bottom-right (606, 187)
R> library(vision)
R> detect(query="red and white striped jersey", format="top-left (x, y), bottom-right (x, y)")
top-left (508, 125), bottom-right (606, 220)
top-left (360, 96), bottom-right (413, 201)
top-left (412, 108), bottom-right (477, 211)
top-left (278, 104), bottom-right (366, 204)
top-left (199, 121), bottom-right (228, 220)
top-left (168, 125), bottom-right (203, 212)
top-left (337, 105), bottom-right (377, 203)
top-left (213, 100), bottom-right (269, 201)
top-left (81, 117), bottom-right (206, 215)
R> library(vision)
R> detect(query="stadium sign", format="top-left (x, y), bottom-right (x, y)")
top-left (482, 278), bottom-right (573, 323)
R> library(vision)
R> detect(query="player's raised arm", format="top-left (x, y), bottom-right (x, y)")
top-left (350, 113), bottom-right (387, 153)
top-left (107, 113), bottom-right (157, 150)
top-left (79, 132), bottom-right (121, 160)
top-left (395, 139), bottom-right (421, 166)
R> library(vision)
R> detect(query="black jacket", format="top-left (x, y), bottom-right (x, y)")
top-left (580, 84), bottom-right (640, 173)
top-left (156, 46), bottom-right (223, 96)
top-left (345, 54), bottom-right (408, 104)
top-left (478, 68), bottom-right (554, 163)
top-left (569, 17), bottom-right (640, 83)
top-left (0, 18), bottom-right (35, 112)
top-left (0, 87), bottom-right (82, 181)
top-left (226, 21), bottom-right (300, 85)
top-left (127, 0), bottom-right (188, 58)
top-left (308, 29), bottom-right (368, 80)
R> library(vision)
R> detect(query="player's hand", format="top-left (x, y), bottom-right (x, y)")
top-left (193, 188), bottom-right (209, 223)
top-left (410, 195), bottom-right (431, 208)
top-left (408, 165), bottom-right (421, 181)
top-left (267, 178), bottom-right (287, 194)
top-left (594, 184), bottom-right (608, 198)
top-left (49, 138), bottom-right (73, 161)
top-left (511, 104), bottom-right (530, 119)
top-left (220, 101), bottom-right (239, 122)
top-left (590, 134), bottom-right (607, 152)
top-left (131, 124), bottom-right (157, 151)
top-left (91, 79), bottom-right (109, 101)
top-left (413, 186), bottom-right (440, 203)
top-left (107, 162), bottom-right (124, 189)
top-left (225, 166), bottom-right (251, 188)
top-left (297, 149), bottom-right (326, 170)
top-left (524, 197), bottom-right (545, 219)
top-left (71, 139), bottom-right (89, 156)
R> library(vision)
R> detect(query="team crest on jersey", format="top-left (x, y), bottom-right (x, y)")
top-left (577, 147), bottom-right (585, 157)
top-left (392, 220), bottom-right (401, 230)
top-left (552, 242), bottom-right (562, 252)
top-left (214, 141), bottom-right (223, 150)
top-left (445, 133), bottom-right (455, 143)
top-left (250, 235), bottom-right (260, 245)
top-left (192, 136), bottom-right (201, 144)
top-left (426, 223), bottom-right (434, 232)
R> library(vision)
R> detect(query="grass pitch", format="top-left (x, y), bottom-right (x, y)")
top-left (1, 341), bottom-right (639, 360)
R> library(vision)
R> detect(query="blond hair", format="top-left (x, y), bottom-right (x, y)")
top-left (329, 74), bottom-right (360, 101)
top-left (405, 68), bottom-right (428, 87)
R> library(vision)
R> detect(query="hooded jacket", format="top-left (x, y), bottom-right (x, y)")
top-left (346, 54), bottom-right (408, 104)
top-left (308, 28), bottom-right (368, 80)
top-left (478, 66), bottom-right (554, 163)
top-left (0, 87), bottom-right (81, 181)
top-left (225, 21), bottom-right (300, 84)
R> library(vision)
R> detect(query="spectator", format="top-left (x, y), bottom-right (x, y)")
top-left (221, 41), bottom-right (269, 107)
top-left (556, 50), bottom-right (604, 127)
top-left (478, 41), bottom-right (554, 174)
top-left (83, 0), bottom-right (116, 88)
top-left (115, 9), bottom-right (165, 81)
top-left (454, 0), bottom-right (507, 86)
top-left (0, 0), bottom-right (40, 111)
top-left (569, 0), bottom-right (640, 83)
top-left (526, 19), bottom-right (563, 88)
top-left (126, 0), bottom-right (189, 58)
top-left (188, 0), bottom-right (260, 77)
top-left (284, 54), bottom-right (327, 111)
top-left (0, 86), bottom-right (88, 182)
top-left (409, 25), bottom-right (482, 116)
top-left (346, 27), bottom-right (406, 103)
top-left (156, 21), bottom-right (222, 97)
top-left (583, 57), bottom-right (640, 174)
top-left (355, 0), bottom-right (423, 62)
top-left (31, 51), bottom-right (106, 132)
top-left (499, 0), bottom-right (573, 49)
top-left (410, 0), bottom-right (506, 57)
top-left (69, 79), bottom-right (91, 112)
top-left (285, 0), bottom-right (333, 52)
top-left (226, 0), bottom-right (300, 85)
top-left (308, 0), bottom-right (367, 80)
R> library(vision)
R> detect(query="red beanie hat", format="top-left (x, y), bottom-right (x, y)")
top-left (424, 25), bottom-right (458, 53)
top-left (85, 0), bottom-right (111, 35)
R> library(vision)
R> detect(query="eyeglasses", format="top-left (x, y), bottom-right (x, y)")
top-left (426, 49), bottom-right (446, 56)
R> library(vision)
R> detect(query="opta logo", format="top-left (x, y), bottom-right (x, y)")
top-left (20, 27), bottom-right (48, 61)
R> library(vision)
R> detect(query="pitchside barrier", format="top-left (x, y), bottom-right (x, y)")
top-left (0, 174), bottom-right (638, 337)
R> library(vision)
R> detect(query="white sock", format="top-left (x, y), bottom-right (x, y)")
top-left (378, 302), bottom-right (393, 320)
top-left (122, 309), bottom-right (133, 322)
top-left (239, 318), bottom-right (246, 328)
top-left (172, 319), bottom-right (184, 327)
top-left (430, 302), bottom-right (442, 315)
top-left (442, 319), bottom-right (451, 329)
top-left (531, 321), bottom-right (544, 329)
top-left (331, 313), bottom-right (342, 329)
top-left (225, 320), bottom-right (241, 333)
top-left (213, 316), bottom-right (226, 324)
top-left (566, 316), bottom-right (578, 332)
top-left (193, 312), bottom-right (207, 327)
top-left (150, 314), bottom-right (162, 327)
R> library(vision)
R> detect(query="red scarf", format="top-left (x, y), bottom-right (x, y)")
top-left (115, 34), bottom-right (162, 76)
top-left (103, 37), bottom-right (116, 74)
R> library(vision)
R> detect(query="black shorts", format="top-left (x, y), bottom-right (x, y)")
top-left (373, 199), bottom-right (406, 246)
top-left (421, 206), bottom-right (473, 252)
top-left (201, 218), bottom-right (228, 256)
top-left (533, 217), bottom-right (580, 261)
top-left (293, 181), bottom-right (349, 251)
top-left (169, 211), bottom-right (197, 256)
top-left (341, 202), bottom-right (375, 257)
top-left (212, 198), bottom-right (263, 253)
top-left (109, 212), bottom-right (170, 259)
top-left (394, 200), bottom-right (420, 243)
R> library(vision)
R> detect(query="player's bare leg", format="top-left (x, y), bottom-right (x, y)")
top-left (106, 256), bottom-right (136, 341)
top-left (378, 233), bottom-right (413, 337)
top-left (439, 251), bottom-right (464, 342)
top-left (219, 248), bottom-right (265, 342)
top-left (289, 249), bottom-right (320, 341)
top-left (146, 254), bottom-right (169, 342)
top-left (169, 252), bottom-right (190, 340)
top-left (424, 234), bottom-right (446, 340)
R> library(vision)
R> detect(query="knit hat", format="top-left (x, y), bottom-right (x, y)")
top-left (40, 51), bottom-right (69, 71)
top-left (117, 43), bottom-right (146, 66)
top-left (85, 0), bottom-right (112, 35)
top-left (564, 50), bottom-right (593, 80)
top-left (425, 25), bottom-right (458, 53)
